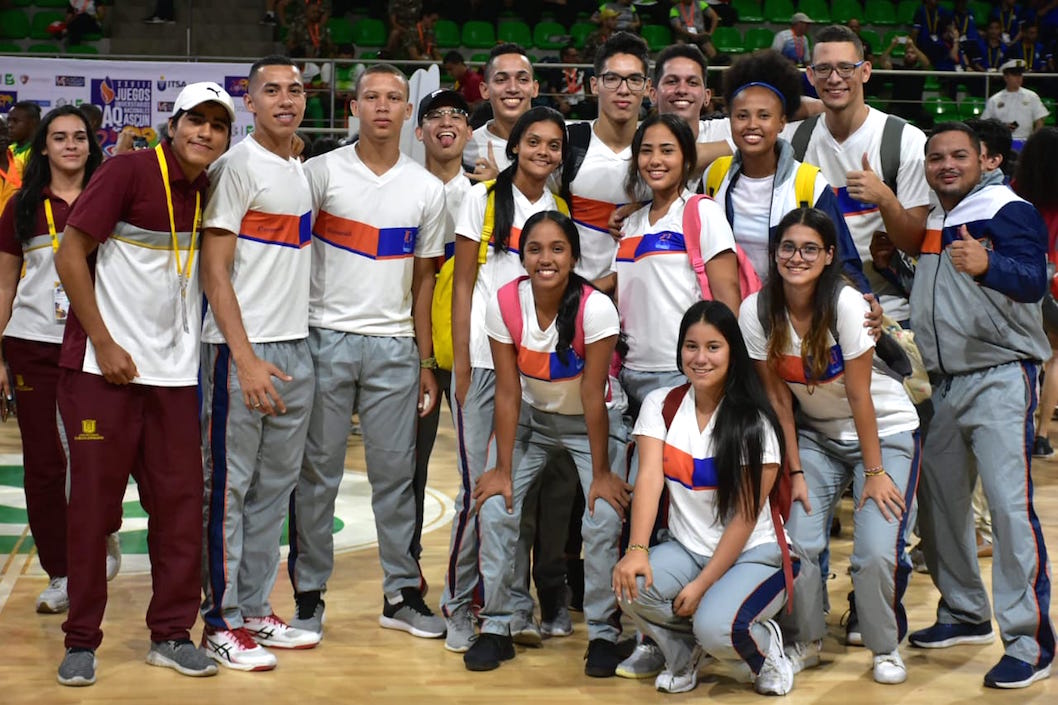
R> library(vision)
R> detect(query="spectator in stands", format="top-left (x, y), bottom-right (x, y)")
top-left (144, 0), bottom-right (176, 24)
top-left (444, 51), bottom-right (485, 110)
top-left (7, 102), bottom-right (40, 171)
top-left (285, 0), bottom-right (333, 58)
top-left (910, 0), bottom-right (956, 70)
top-left (965, 117), bottom-right (1014, 178)
top-left (967, 19), bottom-right (1010, 71)
top-left (399, 8), bottom-right (443, 62)
top-left (847, 18), bottom-right (874, 62)
top-left (65, 0), bottom-right (102, 45)
top-left (879, 37), bottom-right (930, 125)
top-left (78, 104), bottom-right (102, 147)
top-left (547, 44), bottom-right (595, 120)
top-left (981, 58), bottom-right (1050, 144)
top-left (385, 0), bottom-right (422, 56)
top-left (583, 7), bottom-right (620, 64)
top-left (593, 0), bottom-right (641, 33)
top-left (669, 0), bottom-right (723, 63)
top-left (0, 118), bottom-right (20, 217)
top-left (262, 0), bottom-right (279, 25)
top-left (772, 12), bottom-right (813, 67)
top-left (951, 0), bottom-right (979, 41)
top-left (709, 0), bottom-right (738, 27)
top-left (992, 0), bottom-right (1028, 44)
top-left (1005, 22), bottom-right (1051, 71)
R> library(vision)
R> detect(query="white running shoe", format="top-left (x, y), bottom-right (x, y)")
top-left (754, 620), bottom-right (795, 695)
top-left (785, 639), bottom-right (822, 674)
top-left (202, 627), bottom-right (277, 671)
top-left (873, 649), bottom-right (908, 684)
top-left (36, 576), bottom-right (69, 614)
top-left (654, 646), bottom-right (707, 694)
top-left (244, 613), bottom-right (321, 649)
top-left (105, 533), bottom-right (121, 582)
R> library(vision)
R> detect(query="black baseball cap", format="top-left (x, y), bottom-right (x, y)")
top-left (417, 89), bottom-right (470, 126)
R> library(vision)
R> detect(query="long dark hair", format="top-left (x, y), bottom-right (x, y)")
top-left (14, 106), bottom-right (102, 244)
top-left (489, 106), bottom-right (570, 253)
top-left (1013, 126), bottom-right (1058, 210)
top-left (625, 113), bottom-right (696, 201)
top-left (763, 207), bottom-right (843, 384)
top-left (518, 210), bottom-right (596, 365)
top-left (677, 300), bottom-right (784, 522)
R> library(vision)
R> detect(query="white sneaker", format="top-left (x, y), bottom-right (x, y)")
top-left (616, 641), bottom-right (666, 679)
top-left (654, 646), bottom-right (706, 694)
top-left (754, 620), bottom-right (794, 695)
top-left (873, 649), bottom-right (908, 684)
top-left (105, 533), bottom-right (121, 582)
top-left (244, 613), bottom-right (321, 649)
top-left (201, 627), bottom-right (277, 671)
top-left (36, 576), bottom-right (69, 614)
top-left (785, 639), bottom-right (821, 674)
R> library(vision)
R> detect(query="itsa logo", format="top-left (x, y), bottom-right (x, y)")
top-left (0, 93), bottom-right (16, 112)
top-left (156, 75), bottom-right (187, 92)
top-left (225, 76), bottom-right (249, 97)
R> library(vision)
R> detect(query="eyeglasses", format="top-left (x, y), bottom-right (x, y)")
top-left (809, 60), bottom-right (866, 79)
top-left (599, 72), bottom-right (648, 92)
top-left (423, 107), bottom-right (468, 122)
top-left (777, 242), bottom-right (825, 262)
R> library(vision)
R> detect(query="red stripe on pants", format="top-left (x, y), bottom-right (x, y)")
top-left (58, 370), bottom-right (203, 649)
top-left (3, 337), bottom-right (67, 577)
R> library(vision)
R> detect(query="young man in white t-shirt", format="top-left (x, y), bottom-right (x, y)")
top-left (291, 64), bottom-right (446, 641)
top-left (651, 43), bottom-right (732, 147)
top-left (463, 43), bottom-right (538, 177)
top-left (199, 56), bottom-right (318, 672)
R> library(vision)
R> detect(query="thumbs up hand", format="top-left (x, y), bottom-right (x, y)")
top-left (845, 152), bottom-right (891, 206)
top-left (949, 224), bottom-right (990, 277)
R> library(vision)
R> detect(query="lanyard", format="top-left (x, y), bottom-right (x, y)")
top-left (678, 2), bottom-right (698, 30)
top-left (989, 44), bottom-right (1002, 67)
top-left (1001, 10), bottom-right (1014, 33)
top-left (1023, 43), bottom-right (1035, 68)
top-left (154, 144), bottom-right (200, 300)
top-left (955, 12), bottom-right (969, 36)
top-left (43, 198), bottom-right (60, 253)
top-left (925, 8), bottom-right (938, 35)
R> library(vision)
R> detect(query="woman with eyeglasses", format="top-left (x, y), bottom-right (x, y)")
top-left (738, 207), bottom-right (919, 685)
top-left (702, 50), bottom-right (867, 292)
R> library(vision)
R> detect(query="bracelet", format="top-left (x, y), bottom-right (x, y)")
top-left (789, 470), bottom-right (804, 476)
top-left (420, 356), bottom-right (438, 370)
top-left (864, 465), bottom-right (886, 477)
top-left (627, 544), bottom-right (649, 553)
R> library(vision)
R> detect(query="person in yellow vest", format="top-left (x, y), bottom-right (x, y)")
top-left (0, 117), bottom-right (23, 215)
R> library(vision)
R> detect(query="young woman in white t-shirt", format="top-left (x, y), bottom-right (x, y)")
top-left (612, 299), bottom-right (795, 695)
top-left (738, 207), bottom-right (919, 685)
top-left (466, 210), bottom-right (629, 674)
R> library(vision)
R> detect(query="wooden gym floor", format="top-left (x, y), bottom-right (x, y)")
top-left (0, 403), bottom-right (1056, 704)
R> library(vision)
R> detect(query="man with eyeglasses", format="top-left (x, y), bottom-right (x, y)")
top-left (288, 63), bottom-right (446, 641)
top-left (463, 43), bottom-right (539, 177)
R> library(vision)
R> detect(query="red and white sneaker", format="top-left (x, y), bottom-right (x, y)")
top-left (201, 627), bottom-right (277, 671)
top-left (244, 613), bottom-right (321, 649)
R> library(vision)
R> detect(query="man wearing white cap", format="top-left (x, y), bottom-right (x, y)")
top-left (772, 12), bottom-right (813, 66)
top-left (982, 59), bottom-right (1050, 143)
top-left (53, 81), bottom-right (235, 686)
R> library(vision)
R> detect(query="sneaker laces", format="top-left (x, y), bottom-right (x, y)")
top-left (229, 627), bottom-right (261, 651)
top-left (399, 588), bottom-right (435, 616)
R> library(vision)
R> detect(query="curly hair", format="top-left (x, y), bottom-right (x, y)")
top-left (722, 49), bottom-right (803, 120)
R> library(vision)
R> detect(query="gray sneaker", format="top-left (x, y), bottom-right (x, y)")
top-left (290, 591), bottom-right (325, 636)
top-left (616, 640), bottom-right (666, 679)
top-left (540, 604), bottom-right (573, 637)
top-left (146, 639), bottom-right (218, 677)
top-left (510, 611), bottom-right (543, 647)
top-left (57, 648), bottom-right (97, 687)
top-left (379, 587), bottom-right (445, 638)
top-left (444, 608), bottom-right (476, 653)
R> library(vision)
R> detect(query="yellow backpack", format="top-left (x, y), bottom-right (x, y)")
top-left (704, 156), bottom-right (820, 208)
top-left (431, 182), bottom-right (569, 370)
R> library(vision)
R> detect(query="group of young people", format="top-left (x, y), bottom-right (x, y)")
top-left (1, 20), bottom-right (1053, 696)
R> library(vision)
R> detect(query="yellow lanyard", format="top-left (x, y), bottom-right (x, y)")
top-left (43, 198), bottom-right (59, 253)
top-left (154, 143), bottom-right (200, 297)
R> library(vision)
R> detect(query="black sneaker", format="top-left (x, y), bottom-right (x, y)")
top-left (291, 590), bottom-right (325, 634)
top-left (842, 591), bottom-right (863, 646)
top-left (585, 638), bottom-right (622, 677)
top-left (379, 587), bottom-right (444, 638)
top-left (1033, 435), bottom-right (1055, 458)
top-left (464, 633), bottom-right (515, 671)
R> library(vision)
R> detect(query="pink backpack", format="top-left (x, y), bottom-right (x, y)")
top-left (681, 194), bottom-right (763, 300)
top-left (496, 276), bottom-right (592, 358)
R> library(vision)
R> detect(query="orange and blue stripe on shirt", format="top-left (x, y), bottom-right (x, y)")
top-left (616, 230), bottom-right (686, 263)
top-left (312, 211), bottom-right (418, 259)
top-left (776, 345), bottom-right (845, 386)
top-left (517, 347), bottom-right (584, 382)
top-left (571, 195), bottom-right (618, 234)
top-left (663, 444), bottom-right (718, 490)
top-left (239, 210), bottom-right (312, 248)
top-left (833, 186), bottom-right (881, 218)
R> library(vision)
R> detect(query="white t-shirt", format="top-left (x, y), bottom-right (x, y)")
top-left (305, 145), bottom-right (445, 336)
top-left (201, 136), bottom-right (313, 344)
top-left (739, 288), bottom-right (919, 440)
top-left (443, 174), bottom-right (473, 261)
top-left (614, 194), bottom-right (735, 371)
top-left (779, 108), bottom-right (930, 321)
top-left (4, 232), bottom-right (66, 344)
top-left (455, 181), bottom-right (560, 369)
top-left (485, 279), bottom-right (619, 415)
top-left (463, 123), bottom-right (512, 172)
top-left (729, 173), bottom-right (774, 278)
top-left (634, 386), bottom-right (784, 557)
top-left (981, 87), bottom-right (1050, 140)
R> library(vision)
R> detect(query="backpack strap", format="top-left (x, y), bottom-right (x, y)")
top-left (553, 193), bottom-right (571, 217)
top-left (681, 194), bottom-right (713, 300)
top-left (479, 179), bottom-right (498, 265)
top-left (790, 114), bottom-right (820, 162)
top-left (661, 383), bottom-right (691, 431)
top-left (703, 156), bottom-right (733, 198)
top-left (879, 114), bottom-right (906, 197)
top-left (793, 162), bottom-right (820, 209)
top-left (561, 121), bottom-right (593, 210)
top-left (497, 275), bottom-right (528, 350)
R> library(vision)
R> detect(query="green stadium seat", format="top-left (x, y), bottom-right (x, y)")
top-left (27, 43), bottom-right (60, 53)
top-left (67, 44), bottom-right (99, 55)
top-left (327, 17), bottom-right (354, 45)
top-left (0, 10), bottom-right (30, 39)
top-left (10, 0), bottom-right (32, 6)
top-left (434, 19), bottom-right (460, 48)
top-left (883, 31), bottom-right (909, 57)
top-left (762, 0), bottom-right (796, 23)
top-left (640, 24), bottom-right (672, 52)
top-left (958, 96), bottom-right (985, 119)
top-left (30, 10), bottom-right (65, 41)
top-left (970, 1), bottom-right (991, 26)
top-left (497, 20), bottom-right (532, 48)
top-left (744, 27), bottom-right (775, 51)
top-left (0, 41), bottom-right (22, 53)
top-left (798, 0), bottom-right (831, 23)
top-left (712, 27), bottom-right (744, 54)
top-left (1042, 98), bottom-right (1056, 125)
top-left (351, 18), bottom-right (386, 47)
top-left (469, 52), bottom-right (491, 66)
top-left (533, 21), bottom-right (568, 50)
top-left (462, 20), bottom-right (496, 49)
top-left (35, 0), bottom-right (71, 6)
top-left (569, 21), bottom-right (594, 47)
top-left (865, 2), bottom-right (897, 26)
top-left (860, 29), bottom-right (882, 54)
top-left (897, 0), bottom-right (919, 25)
top-left (830, 0), bottom-right (864, 23)
top-left (923, 96), bottom-right (957, 119)
top-left (732, 0), bottom-right (764, 23)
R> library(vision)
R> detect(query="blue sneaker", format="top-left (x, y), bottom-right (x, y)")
top-left (909, 621), bottom-right (994, 648)
top-left (984, 655), bottom-right (1051, 689)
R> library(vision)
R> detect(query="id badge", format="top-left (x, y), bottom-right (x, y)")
top-left (53, 281), bottom-right (69, 322)
top-left (687, 26), bottom-right (698, 34)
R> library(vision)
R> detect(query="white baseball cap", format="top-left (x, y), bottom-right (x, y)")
top-left (172, 81), bottom-right (237, 122)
